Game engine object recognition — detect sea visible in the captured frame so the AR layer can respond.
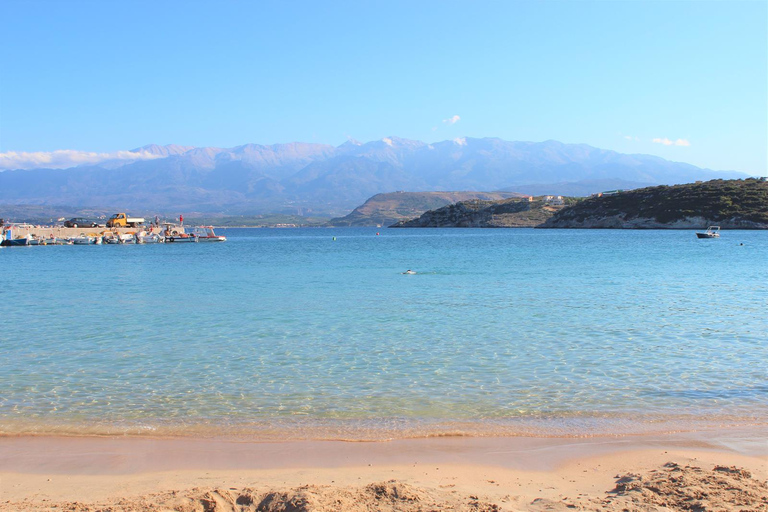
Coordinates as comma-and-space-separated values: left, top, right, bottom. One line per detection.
1, 228, 766, 440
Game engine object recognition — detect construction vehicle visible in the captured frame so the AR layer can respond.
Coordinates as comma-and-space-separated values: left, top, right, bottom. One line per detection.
106, 213, 145, 228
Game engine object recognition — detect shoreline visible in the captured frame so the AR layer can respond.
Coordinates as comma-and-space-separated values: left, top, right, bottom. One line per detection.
1, 427, 766, 510
1, 412, 766, 442
3, 426, 766, 475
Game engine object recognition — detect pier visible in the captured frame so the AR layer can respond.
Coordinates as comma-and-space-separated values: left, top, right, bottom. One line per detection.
2, 224, 168, 240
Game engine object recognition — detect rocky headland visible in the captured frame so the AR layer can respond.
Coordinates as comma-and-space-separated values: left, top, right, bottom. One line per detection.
329, 191, 527, 227
388, 178, 767, 229
390, 197, 572, 228
542, 178, 768, 229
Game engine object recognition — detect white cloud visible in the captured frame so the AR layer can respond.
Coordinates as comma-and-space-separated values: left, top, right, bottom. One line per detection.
0, 149, 162, 170
453, 137, 467, 146
382, 137, 393, 146
443, 115, 461, 125
652, 137, 690, 147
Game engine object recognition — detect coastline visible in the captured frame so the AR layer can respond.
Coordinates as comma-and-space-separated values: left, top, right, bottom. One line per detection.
2, 427, 766, 510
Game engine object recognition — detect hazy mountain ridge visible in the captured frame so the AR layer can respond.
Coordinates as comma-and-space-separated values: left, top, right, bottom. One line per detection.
0, 138, 747, 216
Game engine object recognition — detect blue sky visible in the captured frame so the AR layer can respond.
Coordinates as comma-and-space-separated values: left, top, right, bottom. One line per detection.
0, 0, 766, 175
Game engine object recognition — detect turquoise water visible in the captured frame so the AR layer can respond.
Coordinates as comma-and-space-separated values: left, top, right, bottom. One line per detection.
1, 228, 766, 439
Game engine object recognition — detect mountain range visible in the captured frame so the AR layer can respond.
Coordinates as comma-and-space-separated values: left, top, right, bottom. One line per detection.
0, 137, 747, 216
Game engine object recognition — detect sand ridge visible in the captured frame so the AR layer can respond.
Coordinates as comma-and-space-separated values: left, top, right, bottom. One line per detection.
2, 461, 767, 511
1, 430, 766, 511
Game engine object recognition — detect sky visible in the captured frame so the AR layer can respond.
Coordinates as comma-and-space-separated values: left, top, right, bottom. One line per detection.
0, 0, 766, 175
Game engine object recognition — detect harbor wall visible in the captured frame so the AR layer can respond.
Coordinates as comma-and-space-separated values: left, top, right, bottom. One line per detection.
3, 225, 175, 240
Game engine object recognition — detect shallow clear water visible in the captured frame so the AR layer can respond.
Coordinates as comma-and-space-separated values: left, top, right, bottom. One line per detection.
1, 228, 766, 439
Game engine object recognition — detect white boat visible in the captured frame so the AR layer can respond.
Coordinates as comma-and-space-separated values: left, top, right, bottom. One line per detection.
189, 226, 226, 242
164, 233, 198, 243
696, 226, 720, 239
137, 232, 164, 244
48, 237, 73, 245
161, 223, 198, 243
72, 235, 99, 245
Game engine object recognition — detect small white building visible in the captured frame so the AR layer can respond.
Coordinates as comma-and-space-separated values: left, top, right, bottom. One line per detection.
544, 195, 564, 205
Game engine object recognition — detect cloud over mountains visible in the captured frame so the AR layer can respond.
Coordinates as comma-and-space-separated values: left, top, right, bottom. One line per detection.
0, 137, 744, 215
0, 149, 164, 170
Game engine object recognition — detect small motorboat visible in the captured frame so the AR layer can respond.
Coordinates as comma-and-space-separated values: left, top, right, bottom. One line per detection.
137, 232, 164, 244
162, 223, 197, 243
165, 233, 198, 243
47, 237, 73, 245
1, 228, 30, 246
1, 237, 29, 247
103, 233, 121, 244
189, 226, 226, 242
118, 233, 136, 244
696, 226, 720, 239
72, 234, 101, 245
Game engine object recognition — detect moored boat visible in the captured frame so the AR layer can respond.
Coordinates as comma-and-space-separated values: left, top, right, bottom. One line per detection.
118, 233, 136, 244
1, 237, 29, 246
47, 237, 73, 245
189, 226, 226, 242
137, 232, 164, 244
165, 233, 198, 243
72, 234, 101, 245
1, 228, 29, 246
162, 223, 197, 243
103, 233, 121, 244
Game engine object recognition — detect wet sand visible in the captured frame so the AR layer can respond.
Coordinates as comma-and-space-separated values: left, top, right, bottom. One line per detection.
1, 427, 766, 510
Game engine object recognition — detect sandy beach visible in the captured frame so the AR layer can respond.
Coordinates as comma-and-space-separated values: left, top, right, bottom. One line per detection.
1, 427, 766, 511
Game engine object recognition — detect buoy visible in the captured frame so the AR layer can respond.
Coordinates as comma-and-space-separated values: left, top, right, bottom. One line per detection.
333, 237, 336, 241
376, 232, 380, 236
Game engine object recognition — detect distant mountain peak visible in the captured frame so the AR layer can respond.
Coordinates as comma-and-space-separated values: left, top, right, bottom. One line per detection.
132, 144, 195, 157
339, 138, 362, 148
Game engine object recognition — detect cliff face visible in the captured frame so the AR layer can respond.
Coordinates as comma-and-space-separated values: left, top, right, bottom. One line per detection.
391, 198, 566, 228
542, 178, 768, 229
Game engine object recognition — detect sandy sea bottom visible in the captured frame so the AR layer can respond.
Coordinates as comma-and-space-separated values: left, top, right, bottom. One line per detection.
2, 228, 766, 440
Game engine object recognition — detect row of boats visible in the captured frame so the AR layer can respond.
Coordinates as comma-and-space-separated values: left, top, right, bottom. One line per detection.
1, 226, 226, 246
